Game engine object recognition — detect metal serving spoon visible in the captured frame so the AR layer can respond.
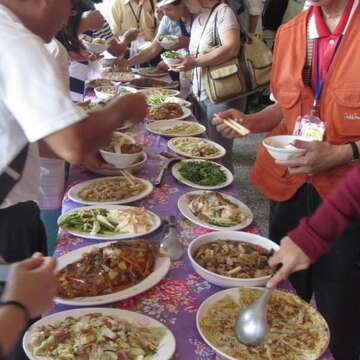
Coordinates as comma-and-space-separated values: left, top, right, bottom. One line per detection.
235, 287, 273, 346
235, 266, 281, 346
154, 152, 182, 187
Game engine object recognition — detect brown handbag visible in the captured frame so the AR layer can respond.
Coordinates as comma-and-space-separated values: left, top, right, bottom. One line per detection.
202, 10, 273, 103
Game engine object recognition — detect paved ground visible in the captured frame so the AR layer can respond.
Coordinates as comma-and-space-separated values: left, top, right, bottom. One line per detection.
233, 133, 270, 236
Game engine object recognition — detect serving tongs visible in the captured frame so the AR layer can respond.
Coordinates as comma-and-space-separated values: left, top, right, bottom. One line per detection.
154, 152, 182, 187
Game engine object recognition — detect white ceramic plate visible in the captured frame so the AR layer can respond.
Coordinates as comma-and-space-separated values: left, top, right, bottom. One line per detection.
94, 85, 136, 100
132, 67, 168, 77
132, 80, 178, 90
188, 231, 279, 288
196, 287, 329, 360
101, 71, 141, 83
164, 97, 191, 107
146, 120, 205, 137
86, 152, 148, 175
58, 205, 161, 241
167, 137, 226, 160
147, 106, 192, 122
67, 175, 153, 205
171, 160, 233, 190
55, 241, 170, 305
141, 88, 180, 97
178, 191, 253, 231
23, 308, 176, 360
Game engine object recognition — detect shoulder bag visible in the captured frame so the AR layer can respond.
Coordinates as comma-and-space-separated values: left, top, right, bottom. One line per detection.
202, 7, 273, 103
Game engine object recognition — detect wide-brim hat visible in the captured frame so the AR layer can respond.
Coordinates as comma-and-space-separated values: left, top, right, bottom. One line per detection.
156, 0, 179, 7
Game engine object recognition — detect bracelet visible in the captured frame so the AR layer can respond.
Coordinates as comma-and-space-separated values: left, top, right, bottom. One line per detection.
348, 141, 360, 161
0, 300, 30, 324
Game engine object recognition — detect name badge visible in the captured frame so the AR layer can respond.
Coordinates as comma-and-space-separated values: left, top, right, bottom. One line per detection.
293, 114, 326, 141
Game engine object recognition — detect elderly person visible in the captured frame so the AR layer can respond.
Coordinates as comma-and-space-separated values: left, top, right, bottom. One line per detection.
106, 0, 157, 46
0, 0, 146, 264
213, 0, 360, 358
115, 0, 192, 69
174, 0, 244, 171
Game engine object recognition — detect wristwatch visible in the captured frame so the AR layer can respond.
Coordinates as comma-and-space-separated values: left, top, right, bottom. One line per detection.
348, 141, 360, 161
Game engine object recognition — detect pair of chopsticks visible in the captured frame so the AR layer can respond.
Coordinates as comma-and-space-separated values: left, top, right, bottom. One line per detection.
120, 169, 136, 186
223, 118, 250, 136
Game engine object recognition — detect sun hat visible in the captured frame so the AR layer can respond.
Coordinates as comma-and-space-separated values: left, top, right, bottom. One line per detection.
156, 0, 180, 8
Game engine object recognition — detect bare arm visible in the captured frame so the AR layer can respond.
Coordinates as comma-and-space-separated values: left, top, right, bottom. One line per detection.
38, 141, 60, 159
106, 38, 128, 57
248, 15, 259, 33
196, 28, 240, 67
212, 102, 283, 139
0, 306, 27, 355
43, 93, 147, 164
243, 103, 283, 133
126, 41, 162, 67
174, 29, 240, 71
0, 257, 57, 355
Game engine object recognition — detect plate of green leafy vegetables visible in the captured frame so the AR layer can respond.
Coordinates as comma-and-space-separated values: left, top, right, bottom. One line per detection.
171, 159, 233, 189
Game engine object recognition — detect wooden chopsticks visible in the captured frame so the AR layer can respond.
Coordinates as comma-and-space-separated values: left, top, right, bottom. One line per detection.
223, 118, 250, 136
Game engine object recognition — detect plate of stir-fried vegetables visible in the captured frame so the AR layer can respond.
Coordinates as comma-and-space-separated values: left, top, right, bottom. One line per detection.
55, 240, 170, 306
57, 205, 161, 240
24, 308, 176, 360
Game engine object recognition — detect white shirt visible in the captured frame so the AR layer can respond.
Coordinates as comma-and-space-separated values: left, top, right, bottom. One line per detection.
0, 5, 87, 208
46, 39, 71, 92
240, 0, 263, 32
189, 3, 240, 101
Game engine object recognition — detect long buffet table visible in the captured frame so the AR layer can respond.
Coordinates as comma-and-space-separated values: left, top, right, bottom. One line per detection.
52, 100, 333, 359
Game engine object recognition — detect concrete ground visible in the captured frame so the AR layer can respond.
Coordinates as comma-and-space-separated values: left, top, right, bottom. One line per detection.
233, 133, 270, 236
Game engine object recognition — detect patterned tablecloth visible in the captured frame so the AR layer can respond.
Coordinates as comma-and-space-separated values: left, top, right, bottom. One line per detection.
53, 120, 333, 360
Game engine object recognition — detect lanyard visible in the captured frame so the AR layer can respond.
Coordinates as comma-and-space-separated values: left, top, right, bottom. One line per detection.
312, 35, 343, 113
128, 2, 143, 30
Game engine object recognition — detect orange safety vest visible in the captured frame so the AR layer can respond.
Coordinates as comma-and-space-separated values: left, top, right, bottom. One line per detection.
251, 7, 360, 202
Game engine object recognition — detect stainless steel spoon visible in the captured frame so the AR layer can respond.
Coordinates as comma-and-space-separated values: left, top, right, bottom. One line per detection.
235, 266, 281, 346
154, 152, 182, 187
235, 287, 273, 346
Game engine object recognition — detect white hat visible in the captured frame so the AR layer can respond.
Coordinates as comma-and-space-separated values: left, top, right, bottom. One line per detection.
156, 0, 179, 7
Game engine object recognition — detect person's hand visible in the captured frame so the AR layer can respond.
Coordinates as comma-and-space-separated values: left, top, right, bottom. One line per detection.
275, 140, 348, 176
155, 61, 168, 72
79, 10, 104, 33
69, 48, 101, 62
122, 28, 139, 44
267, 236, 312, 288
2, 256, 57, 318
165, 36, 190, 51
112, 58, 130, 72
113, 93, 148, 124
82, 152, 114, 170
212, 109, 249, 139
170, 56, 197, 72
155, 8, 164, 23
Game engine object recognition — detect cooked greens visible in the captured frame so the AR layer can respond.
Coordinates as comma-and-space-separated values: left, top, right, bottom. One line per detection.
179, 161, 227, 186
162, 51, 181, 59
147, 94, 167, 106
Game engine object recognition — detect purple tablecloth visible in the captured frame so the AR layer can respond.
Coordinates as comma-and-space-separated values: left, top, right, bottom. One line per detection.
53, 121, 333, 360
